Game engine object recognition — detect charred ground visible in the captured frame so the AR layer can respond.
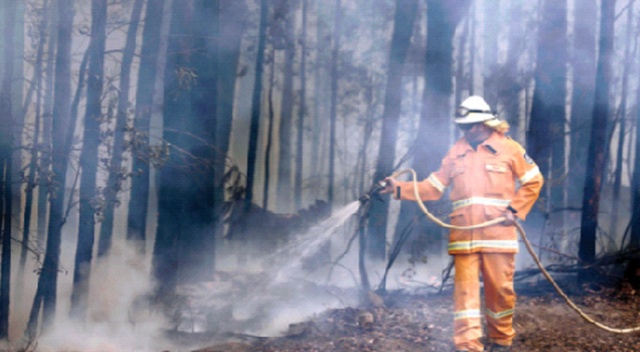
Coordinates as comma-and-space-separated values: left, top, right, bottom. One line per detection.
179, 279, 640, 352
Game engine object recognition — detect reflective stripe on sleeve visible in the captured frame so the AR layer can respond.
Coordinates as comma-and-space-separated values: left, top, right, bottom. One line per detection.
485, 308, 514, 320
452, 197, 511, 210
448, 240, 519, 252
454, 309, 482, 320
427, 173, 445, 193
519, 166, 540, 184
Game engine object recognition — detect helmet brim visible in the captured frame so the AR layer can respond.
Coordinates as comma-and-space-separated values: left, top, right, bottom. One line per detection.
454, 112, 495, 124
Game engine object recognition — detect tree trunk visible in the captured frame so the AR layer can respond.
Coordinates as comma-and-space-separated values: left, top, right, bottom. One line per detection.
0, 157, 12, 339
38, 4, 58, 250
26, 0, 74, 338
99, 0, 144, 257
482, 0, 499, 106
276, 0, 295, 212
310, 1, 329, 184
579, 0, 615, 264
214, 0, 247, 235
500, 0, 525, 141
0, 0, 17, 338
127, 0, 165, 248
609, 0, 634, 244
264, 57, 276, 209
568, 0, 597, 211
527, 0, 567, 221
154, 0, 193, 298
367, 0, 418, 260
393, 0, 470, 258
628, 10, 640, 248
21, 0, 51, 273
245, 0, 269, 211
154, 0, 220, 292
294, 0, 308, 211
327, 0, 342, 207
9, 0, 25, 236
70, 0, 107, 321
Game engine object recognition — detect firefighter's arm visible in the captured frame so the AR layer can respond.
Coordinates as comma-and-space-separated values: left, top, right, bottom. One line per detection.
509, 149, 544, 220
384, 158, 451, 202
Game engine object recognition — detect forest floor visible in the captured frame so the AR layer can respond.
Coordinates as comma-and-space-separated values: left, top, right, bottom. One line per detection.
181, 278, 640, 352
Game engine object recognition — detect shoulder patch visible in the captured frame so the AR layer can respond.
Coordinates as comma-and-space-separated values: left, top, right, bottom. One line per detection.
523, 153, 534, 164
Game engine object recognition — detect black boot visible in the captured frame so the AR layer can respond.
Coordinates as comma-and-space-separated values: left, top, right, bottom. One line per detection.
487, 343, 511, 351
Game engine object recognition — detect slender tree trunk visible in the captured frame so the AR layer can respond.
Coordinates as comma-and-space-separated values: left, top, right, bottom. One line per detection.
26, 0, 74, 338
127, 0, 165, 248
264, 56, 276, 209
628, 10, 640, 248
0, 0, 17, 338
482, 0, 499, 106
10, 0, 25, 236
568, 0, 597, 211
70, 0, 107, 321
0, 157, 12, 339
328, 0, 342, 207
367, 0, 419, 260
214, 0, 247, 233
277, 0, 295, 212
454, 12, 468, 109
245, 0, 269, 211
38, 6, 58, 250
310, 1, 328, 183
609, 0, 634, 244
21, 0, 50, 272
468, 4, 476, 95
99, 0, 144, 257
294, 0, 308, 211
500, 0, 525, 141
579, 0, 615, 264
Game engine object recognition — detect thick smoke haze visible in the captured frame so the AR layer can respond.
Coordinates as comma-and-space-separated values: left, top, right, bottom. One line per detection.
0, 0, 636, 351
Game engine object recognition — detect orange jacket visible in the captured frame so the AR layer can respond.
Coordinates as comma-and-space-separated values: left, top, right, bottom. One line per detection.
395, 131, 543, 254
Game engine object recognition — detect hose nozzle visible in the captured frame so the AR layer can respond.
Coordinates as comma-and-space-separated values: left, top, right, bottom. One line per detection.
359, 180, 388, 203
371, 180, 387, 193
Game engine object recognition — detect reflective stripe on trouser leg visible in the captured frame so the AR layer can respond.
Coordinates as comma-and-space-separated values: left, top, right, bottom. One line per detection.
482, 252, 516, 346
453, 253, 483, 352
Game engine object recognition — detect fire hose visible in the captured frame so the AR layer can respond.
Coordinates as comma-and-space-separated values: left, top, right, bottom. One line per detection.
390, 168, 640, 334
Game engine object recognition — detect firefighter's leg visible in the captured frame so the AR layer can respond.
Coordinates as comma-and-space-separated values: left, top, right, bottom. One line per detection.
453, 253, 483, 351
482, 252, 516, 347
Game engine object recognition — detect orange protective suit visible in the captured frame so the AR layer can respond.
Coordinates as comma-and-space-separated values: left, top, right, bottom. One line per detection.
394, 131, 543, 351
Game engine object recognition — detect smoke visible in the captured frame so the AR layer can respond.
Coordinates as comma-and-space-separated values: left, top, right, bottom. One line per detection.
33, 240, 169, 352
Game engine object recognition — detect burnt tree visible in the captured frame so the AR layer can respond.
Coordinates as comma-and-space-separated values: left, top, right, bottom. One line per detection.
393, 0, 470, 258
70, 0, 107, 320
568, 0, 597, 210
99, 0, 145, 256
327, 0, 342, 206
579, 0, 615, 264
527, 0, 567, 220
368, 0, 419, 260
154, 0, 220, 296
0, 0, 17, 338
276, 0, 296, 212
26, 0, 74, 337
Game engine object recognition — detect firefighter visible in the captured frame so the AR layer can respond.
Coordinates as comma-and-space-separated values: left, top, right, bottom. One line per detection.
381, 96, 543, 352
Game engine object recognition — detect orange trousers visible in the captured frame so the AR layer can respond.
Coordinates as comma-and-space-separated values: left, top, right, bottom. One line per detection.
453, 253, 516, 352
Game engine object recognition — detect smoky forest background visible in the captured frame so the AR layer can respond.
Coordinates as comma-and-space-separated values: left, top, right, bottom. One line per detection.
0, 0, 639, 350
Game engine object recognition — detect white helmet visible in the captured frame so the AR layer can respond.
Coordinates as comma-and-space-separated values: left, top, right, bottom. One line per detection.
455, 95, 496, 124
